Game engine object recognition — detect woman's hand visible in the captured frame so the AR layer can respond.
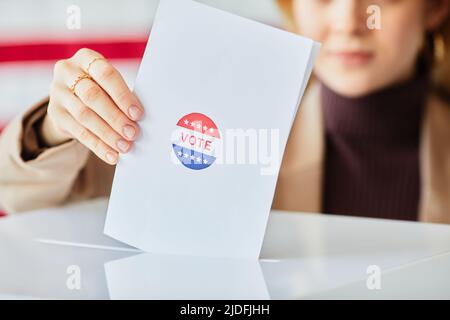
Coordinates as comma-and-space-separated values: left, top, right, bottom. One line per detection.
40, 48, 144, 165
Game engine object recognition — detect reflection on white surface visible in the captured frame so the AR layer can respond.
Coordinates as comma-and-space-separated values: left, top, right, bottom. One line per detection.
105, 253, 269, 300
2, 198, 450, 299
0, 238, 133, 299
309, 251, 450, 300
34, 238, 141, 253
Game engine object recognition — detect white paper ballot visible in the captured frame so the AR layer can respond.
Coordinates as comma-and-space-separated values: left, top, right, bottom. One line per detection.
104, 0, 320, 259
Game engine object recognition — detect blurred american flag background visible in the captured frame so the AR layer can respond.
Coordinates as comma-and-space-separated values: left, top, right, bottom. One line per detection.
0, 0, 281, 132
0, 0, 281, 216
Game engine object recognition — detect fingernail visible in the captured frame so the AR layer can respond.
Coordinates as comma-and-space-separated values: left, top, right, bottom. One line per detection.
117, 139, 129, 153
123, 125, 136, 140
128, 105, 142, 120
106, 152, 117, 164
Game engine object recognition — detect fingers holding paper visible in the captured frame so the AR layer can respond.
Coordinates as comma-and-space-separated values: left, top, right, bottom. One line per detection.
55, 86, 132, 154
72, 48, 143, 121
47, 102, 121, 165
42, 48, 144, 165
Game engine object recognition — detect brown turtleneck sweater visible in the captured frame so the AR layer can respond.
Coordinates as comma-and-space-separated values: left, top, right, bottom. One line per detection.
321, 72, 428, 221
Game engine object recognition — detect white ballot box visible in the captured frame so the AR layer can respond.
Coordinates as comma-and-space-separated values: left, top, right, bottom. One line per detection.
104, 0, 320, 259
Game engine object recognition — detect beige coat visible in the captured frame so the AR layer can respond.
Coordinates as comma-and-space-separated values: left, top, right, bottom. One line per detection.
1, 83, 449, 222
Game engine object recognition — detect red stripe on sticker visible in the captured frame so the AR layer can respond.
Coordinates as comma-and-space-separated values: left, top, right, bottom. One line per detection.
176, 113, 220, 139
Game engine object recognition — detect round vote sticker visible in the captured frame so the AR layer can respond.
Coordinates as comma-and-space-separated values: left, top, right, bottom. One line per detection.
171, 113, 221, 170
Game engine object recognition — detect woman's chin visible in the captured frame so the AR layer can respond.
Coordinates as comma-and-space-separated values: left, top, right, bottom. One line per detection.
316, 70, 386, 98
314, 57, 393, 97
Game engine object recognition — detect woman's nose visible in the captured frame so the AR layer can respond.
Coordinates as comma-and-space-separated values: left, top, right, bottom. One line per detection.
330, 0, 368, 36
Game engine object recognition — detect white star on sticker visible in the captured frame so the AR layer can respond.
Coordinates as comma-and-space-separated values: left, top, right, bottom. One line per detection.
203, 159, 208, 164
183, 153, 189, 158
190, 155, 196, 160
196, 157, 201, 162
203, 125, 208, 131
209, 128, 214, 132
184, 119, 189, 125
190, 122, 196, 127
196, 123, 202, 129
177, 151, 182, 157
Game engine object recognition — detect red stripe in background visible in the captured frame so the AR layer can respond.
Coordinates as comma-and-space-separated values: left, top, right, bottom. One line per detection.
0, 40, 148, 63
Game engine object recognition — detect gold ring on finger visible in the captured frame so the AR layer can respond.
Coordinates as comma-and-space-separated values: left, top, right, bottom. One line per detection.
69, 73, 92, 96
86, 57, 106, 76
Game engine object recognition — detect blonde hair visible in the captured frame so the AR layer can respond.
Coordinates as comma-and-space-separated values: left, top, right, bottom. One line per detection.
276, 0, 450, 100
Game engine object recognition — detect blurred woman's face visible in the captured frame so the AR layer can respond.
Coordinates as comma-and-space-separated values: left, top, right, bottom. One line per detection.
293, 0, 427, 97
